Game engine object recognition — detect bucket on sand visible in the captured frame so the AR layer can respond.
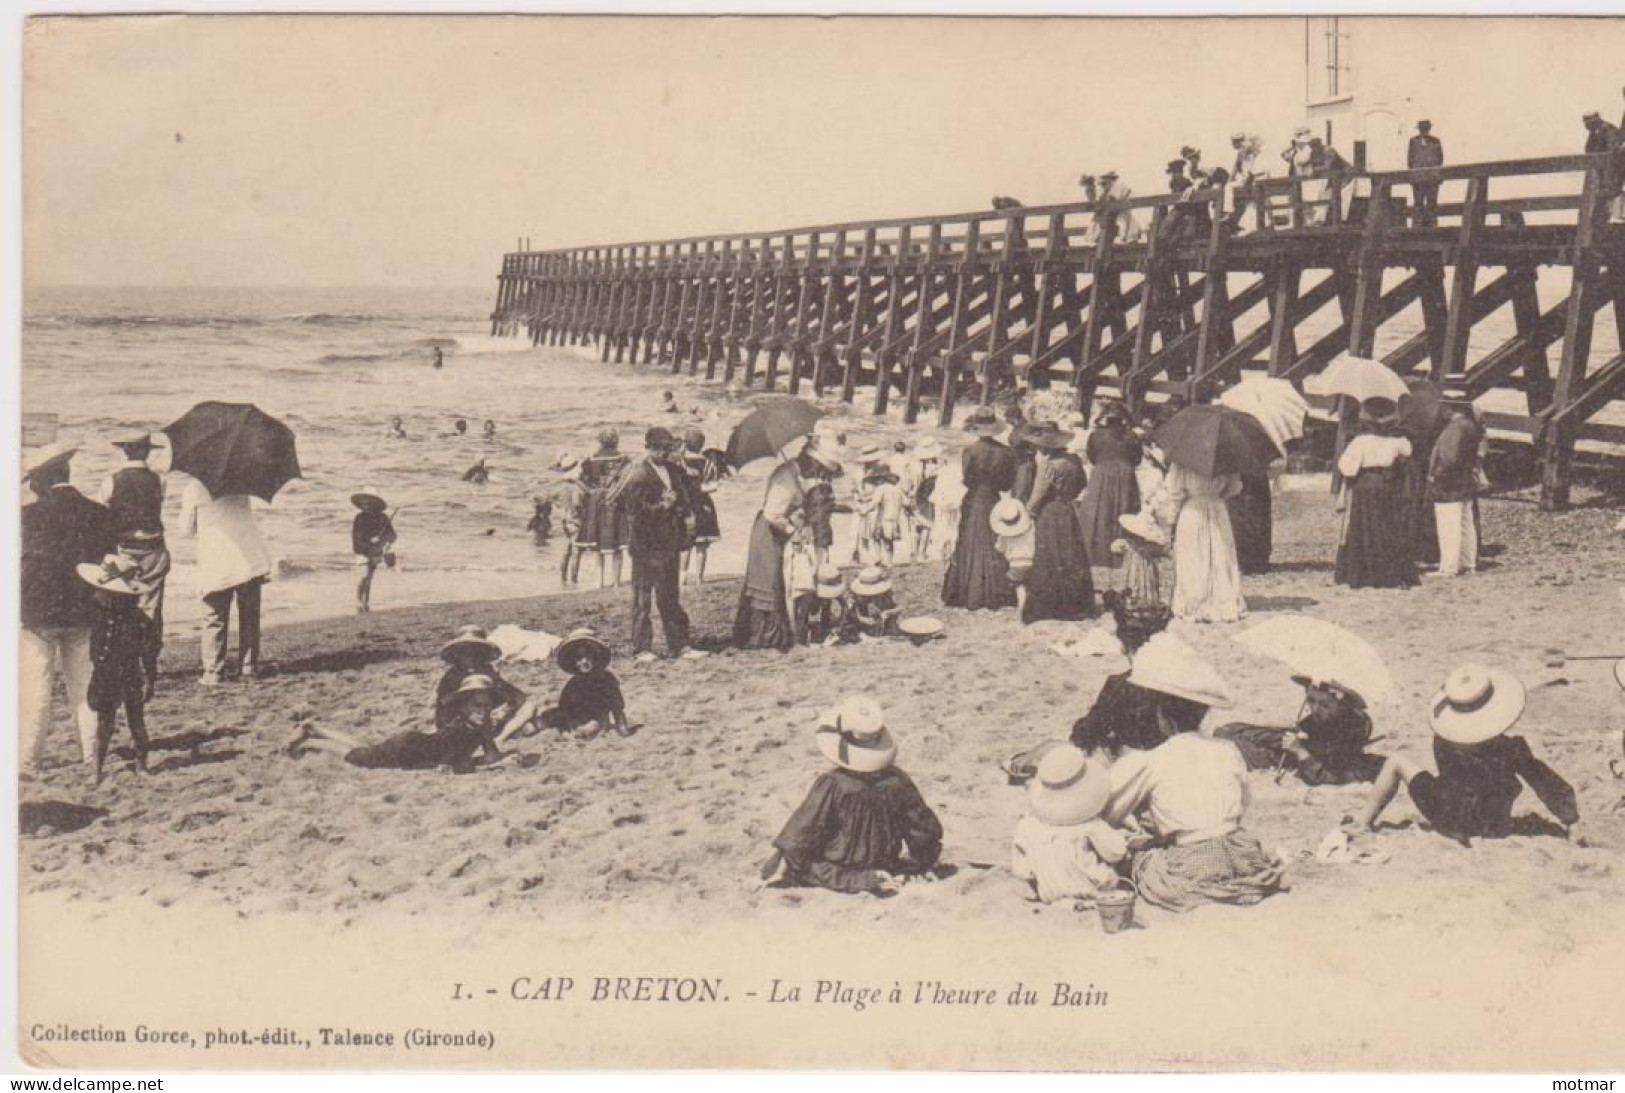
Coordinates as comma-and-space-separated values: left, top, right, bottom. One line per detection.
1096, 881, 1137, 934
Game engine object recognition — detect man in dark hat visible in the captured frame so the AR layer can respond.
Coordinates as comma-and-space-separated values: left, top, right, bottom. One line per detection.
1407, 120, 1445, 226
21, 444, 115, 770
97, 431, 169, 696
621, 426, 698, 661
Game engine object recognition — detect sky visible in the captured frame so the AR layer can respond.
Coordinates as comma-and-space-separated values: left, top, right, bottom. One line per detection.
22, 15, 1625, 290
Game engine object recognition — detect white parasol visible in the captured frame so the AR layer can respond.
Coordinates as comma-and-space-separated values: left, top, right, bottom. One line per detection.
1218, 376, 1309, 455
1304, 353, 1410, 405
1232, 616, 1394, 702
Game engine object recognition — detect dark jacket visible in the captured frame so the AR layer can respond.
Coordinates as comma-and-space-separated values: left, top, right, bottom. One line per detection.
621, 457, 694, 558
105, 466, 165, 540
1584, 120, 1622, 156
88, 596, 151, 710
1428, 415, 1482, 503
21, 486, 115, 630
1407, 134, 1444, 170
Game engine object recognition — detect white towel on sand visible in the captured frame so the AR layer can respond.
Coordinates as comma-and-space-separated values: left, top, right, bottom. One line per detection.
487, 624, 562, 663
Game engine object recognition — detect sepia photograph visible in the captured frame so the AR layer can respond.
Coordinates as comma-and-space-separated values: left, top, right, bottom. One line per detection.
11, 9, 1625, 1075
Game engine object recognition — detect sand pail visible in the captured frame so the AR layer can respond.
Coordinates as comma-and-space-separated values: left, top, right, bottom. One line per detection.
1096, 882, 1137, 934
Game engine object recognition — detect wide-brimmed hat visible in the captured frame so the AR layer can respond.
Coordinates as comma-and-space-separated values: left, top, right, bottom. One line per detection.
857, 443, 885, 463
440, 625, 501, 665
1028, 745, 1112, 827
989, 497, 1032, 538
1290, 673, 1369, 712
552, 451, 580, 474
962, 407, 1003, 436
1027, 423, 1074, 451
453, 673, 498, 700
75, 554, 147, 597
800, 437, 843, 473
111, 431, 155, 452
351, 487, 387, 511
1429, 664, 1526, 745
851, 565, 892, 596
1129, 632, 1234, 709
1099, 169, 1120, 181
815, 563, 847, 600
1118, 510, 1168, 546
555, 628, 612, 673
1359, 397, 1402, 427
21, 443, 76, 483
913, 438, 944, 462
897, 616, 944, 643
815, 696, 897, 773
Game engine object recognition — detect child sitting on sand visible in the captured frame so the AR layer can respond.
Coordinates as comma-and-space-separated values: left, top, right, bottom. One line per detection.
288, 673, 509, 773
535, 629, 632, 739
762, 697, 943, 895
351, 487, 397, 614
839, 565, 901, 642
1011, 744, 1128, 904
1344, 664, 1579, 844
1217, 675, 1385, 787
80, 554, 156, 786
436, 625, 539, 743
795, 563, 846, 646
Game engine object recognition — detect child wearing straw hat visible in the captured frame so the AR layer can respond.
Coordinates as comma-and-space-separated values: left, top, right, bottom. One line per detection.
1111, 510, 1170, 609
842, 565, 901, 641
351, 487, 398, 614
535, 629, 631, 739
436, 625, 539, 742
79, 553, 157, 785
1011, 745, 1129, 904
1345, 665, 1578, 843
763, 697, 943, 895
990, 497, 1036, 616
794, 562, 847, 646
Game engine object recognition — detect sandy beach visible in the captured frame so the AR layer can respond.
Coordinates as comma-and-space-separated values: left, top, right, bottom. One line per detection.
17, 470, 1625, 1069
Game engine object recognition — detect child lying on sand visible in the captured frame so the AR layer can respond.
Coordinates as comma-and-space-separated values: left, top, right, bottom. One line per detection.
435, 625, 540, 744
761, 697, 942, 895
534, 629, 633, 739
287, 673, 509, 773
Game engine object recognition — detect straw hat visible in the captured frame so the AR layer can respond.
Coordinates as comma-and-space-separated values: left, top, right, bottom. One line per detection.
1118, 510, 1168, 546
815, 696, 897, 773
989, 497, 1033, 538
913, 438, 944, 462
440, 625, 501, 665
815, 563, 847, 601
1028, 745, 1111, 827
552, 451, 580, 474
453, 673, 498, 700
350, 487, 387, 511
1129, 632, 1234, 709
555, 628, 612, 673
851, 565, 892, 597
1099, 169, 1119, 181
75, 554, 147, 597
897, 616, 944, 643
1429, 665, 1526, 745
111, 431, 155, 452
962, 407, 1003, 436
21, 443, 76, 483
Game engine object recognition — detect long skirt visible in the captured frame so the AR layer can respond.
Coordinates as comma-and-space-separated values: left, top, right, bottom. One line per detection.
1131, 829, 1285, 913
1120, 544, 1163, 608
1401, 453, 1439, 565
1023, 504, 1096, 624
1335, 468, 1417, 589
1226, 473, 1273, 576
1075, 461, 1140, 567
733, 514, 794, 650
941, 488, 1016, 610
1170, 498, 1247, 623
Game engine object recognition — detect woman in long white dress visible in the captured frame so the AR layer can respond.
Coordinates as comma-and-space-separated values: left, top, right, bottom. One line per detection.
1162, 463, 1247, 624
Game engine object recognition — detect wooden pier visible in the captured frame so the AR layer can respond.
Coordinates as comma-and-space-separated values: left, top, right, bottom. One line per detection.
491, 152, 1625, 509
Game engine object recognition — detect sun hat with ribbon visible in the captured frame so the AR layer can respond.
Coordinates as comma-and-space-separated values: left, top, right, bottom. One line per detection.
850, 565, 892, 597
555, 628, 613, 674
1129, 632, 1234, 709
1429, 664, 1526, 745
1118, 510, 1168, 546
76, 553, 148, 597
440, 625, 502, 665
989, 497, 1033, 539
815, 696, 897, 774
1028, 745, 1112, 827
815, 563, 847, 601
351, 486, 387, 511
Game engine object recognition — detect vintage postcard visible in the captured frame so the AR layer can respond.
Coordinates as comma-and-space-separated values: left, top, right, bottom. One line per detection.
15, 12, 1625, 1073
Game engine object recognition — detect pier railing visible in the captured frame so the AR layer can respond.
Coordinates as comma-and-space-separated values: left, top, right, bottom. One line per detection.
493, 151, 1625, 509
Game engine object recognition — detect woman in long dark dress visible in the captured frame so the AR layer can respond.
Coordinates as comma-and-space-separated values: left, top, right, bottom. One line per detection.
1075, 407, 1142, 568
1009, 426, 1039, 504
1226, 471, 1274, 575
1022, 423, 1096, 624
1334, 400, 1418, 590
734, 440, 839, 650
942, 407, 1019, 610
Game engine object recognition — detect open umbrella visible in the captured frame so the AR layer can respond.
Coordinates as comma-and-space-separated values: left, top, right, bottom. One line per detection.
162, 402, 301, 502
1218, 376, 1309, 455
1152, 404, 1277, 477
1232, 616, 1394, 702
724, 397, 825, 469
1304, 353, 1409, 404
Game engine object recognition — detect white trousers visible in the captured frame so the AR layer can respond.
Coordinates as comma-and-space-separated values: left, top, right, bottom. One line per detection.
1434, 501, 1479, 577
18, 626, 98, 768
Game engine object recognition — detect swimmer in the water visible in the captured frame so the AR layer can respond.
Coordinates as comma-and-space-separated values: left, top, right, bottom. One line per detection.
388, 417, 408, 440
527, 497, 553, 543
463, 458, 490, 485
483, 419, 497, 441
443, 418, 468, 439
433, 347, 445, 370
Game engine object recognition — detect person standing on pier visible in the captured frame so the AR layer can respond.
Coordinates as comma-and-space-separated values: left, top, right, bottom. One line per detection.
1408, 121, 1445, 226
97, 431, 169, 698
622, 427, 697, 662
1226, 133, 1265, 231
